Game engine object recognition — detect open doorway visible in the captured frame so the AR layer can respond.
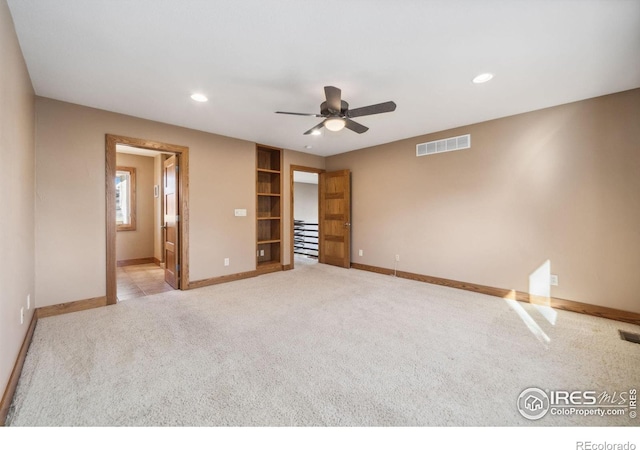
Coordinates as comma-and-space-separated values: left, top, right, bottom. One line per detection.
115, 145, 174, 301
106, 135, 189, 306
290, 165, 323, 269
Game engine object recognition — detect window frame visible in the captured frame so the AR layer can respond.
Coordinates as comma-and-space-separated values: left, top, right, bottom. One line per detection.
115, 166, 137, 232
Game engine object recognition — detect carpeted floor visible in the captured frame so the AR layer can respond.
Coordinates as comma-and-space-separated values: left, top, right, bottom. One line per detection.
7, 263, 640, 426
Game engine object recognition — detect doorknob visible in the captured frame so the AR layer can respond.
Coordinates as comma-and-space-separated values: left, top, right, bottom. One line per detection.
345, 222, 351, 228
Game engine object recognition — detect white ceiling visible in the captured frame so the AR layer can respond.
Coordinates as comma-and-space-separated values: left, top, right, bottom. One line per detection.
8, 0, 640, 157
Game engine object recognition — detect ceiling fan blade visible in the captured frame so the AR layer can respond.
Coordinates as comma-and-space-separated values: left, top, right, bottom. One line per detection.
324, 86, 342, 114
344, 118, 369, 134
303, 121, 326, 135
347, 101, 397, 118
275, 111, 324, 117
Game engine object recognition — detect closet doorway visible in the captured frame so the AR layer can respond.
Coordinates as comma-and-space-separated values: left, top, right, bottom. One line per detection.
290, 166, 323, 268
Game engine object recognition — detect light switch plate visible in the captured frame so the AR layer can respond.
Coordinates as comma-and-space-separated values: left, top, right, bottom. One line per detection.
234, 209, 247, 217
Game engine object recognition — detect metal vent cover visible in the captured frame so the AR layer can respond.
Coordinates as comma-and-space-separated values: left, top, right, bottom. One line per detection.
619, 330, 640, 344
416, 134, 471, 157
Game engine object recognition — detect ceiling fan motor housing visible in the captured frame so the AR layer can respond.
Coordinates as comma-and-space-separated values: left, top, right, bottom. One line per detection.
320, 100, 349, 117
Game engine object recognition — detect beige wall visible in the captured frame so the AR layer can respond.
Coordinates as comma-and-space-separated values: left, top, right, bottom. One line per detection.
35, 98, 258, 306
293, 182, 318, 223
115, 153, 155, 261
326, 89, 640, 314
0, 0, 35, 401
34, 99, 325, 306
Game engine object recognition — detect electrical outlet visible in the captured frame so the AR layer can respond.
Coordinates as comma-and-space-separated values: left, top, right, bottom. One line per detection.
395, 254, 400, 262
359, 249, 363, 257
550, 274, 559, 286
260, 250, 265, 257
27, 294, 31, 310
20, 307, 24, 325
224, 258, 230, 266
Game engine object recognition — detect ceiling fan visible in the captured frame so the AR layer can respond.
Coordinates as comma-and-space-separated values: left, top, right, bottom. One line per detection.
276, 86, 396, 135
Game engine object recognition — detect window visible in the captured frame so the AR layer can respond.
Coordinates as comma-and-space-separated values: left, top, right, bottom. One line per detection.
116, 166, 136, 231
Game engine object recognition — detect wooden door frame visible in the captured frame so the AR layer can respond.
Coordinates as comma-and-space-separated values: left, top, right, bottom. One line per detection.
290, 165, 324, 269
106, 134, 190, 305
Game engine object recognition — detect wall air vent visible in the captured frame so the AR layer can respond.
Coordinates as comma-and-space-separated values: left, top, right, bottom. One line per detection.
416, 134, 471, 157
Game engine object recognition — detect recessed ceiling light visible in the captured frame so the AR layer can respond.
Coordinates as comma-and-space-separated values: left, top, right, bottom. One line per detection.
311, 129, 321, 136
190, 93, 208, 102
472, 73, 494, 84
305, 145, 312, 150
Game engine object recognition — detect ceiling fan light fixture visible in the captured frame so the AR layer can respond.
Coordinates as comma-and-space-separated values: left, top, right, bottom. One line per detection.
325, 118, 346, 132
472, 73, 494, 84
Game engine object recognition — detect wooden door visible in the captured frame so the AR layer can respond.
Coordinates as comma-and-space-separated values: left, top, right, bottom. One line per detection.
319, 169, 351, 268
164, 155, 179, 288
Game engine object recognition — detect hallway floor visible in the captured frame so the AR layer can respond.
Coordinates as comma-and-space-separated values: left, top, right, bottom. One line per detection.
294, 254, 317, 267
117, 263, 174, 301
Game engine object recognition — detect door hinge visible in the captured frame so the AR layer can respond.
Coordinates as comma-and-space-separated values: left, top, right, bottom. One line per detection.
175, 215, 179, 222
176, 165, 179, 172
176, 264, 180, 271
